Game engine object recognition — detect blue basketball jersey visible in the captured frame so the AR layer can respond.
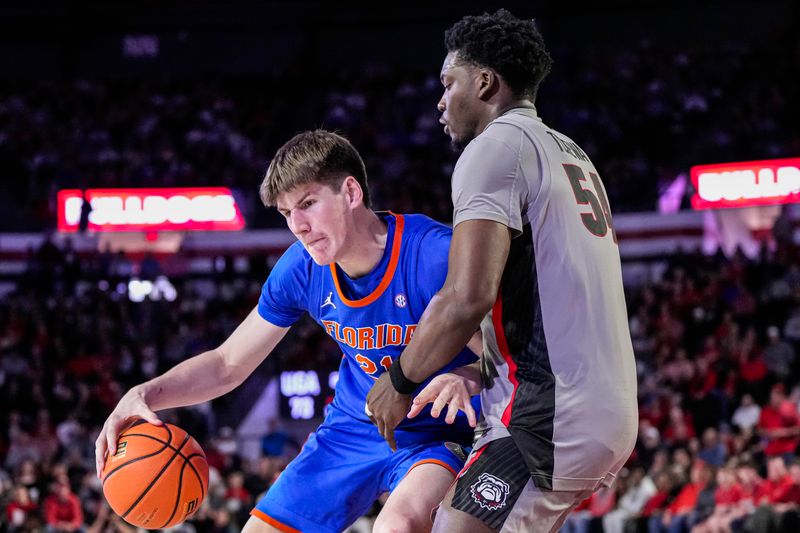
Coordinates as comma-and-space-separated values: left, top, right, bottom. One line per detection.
258, 212, 478, 445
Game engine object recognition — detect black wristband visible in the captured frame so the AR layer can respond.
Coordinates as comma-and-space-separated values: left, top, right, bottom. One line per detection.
389, 358, 422, 395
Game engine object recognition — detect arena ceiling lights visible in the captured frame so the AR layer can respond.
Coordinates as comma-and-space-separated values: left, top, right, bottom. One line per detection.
57, 187, 246, 232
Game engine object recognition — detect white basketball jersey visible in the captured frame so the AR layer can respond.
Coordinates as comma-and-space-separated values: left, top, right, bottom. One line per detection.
452, 107, 638, 491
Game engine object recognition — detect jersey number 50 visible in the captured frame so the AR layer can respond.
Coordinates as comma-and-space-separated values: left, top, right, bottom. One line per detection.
563, 164, 617, 243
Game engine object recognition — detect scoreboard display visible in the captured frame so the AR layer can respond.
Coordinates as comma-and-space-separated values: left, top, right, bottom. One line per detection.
278, 370, 339, 420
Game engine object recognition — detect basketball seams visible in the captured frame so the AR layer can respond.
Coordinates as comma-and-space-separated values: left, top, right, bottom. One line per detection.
113, 433, 201, 461
103, 438, 207, 494
119, 433, 171, 446
103, 423, 208, 529
160, 459, 188, 529
158, 451, 207, 528
182, 453, 208, 501
121, 435, 191, 519
102, 436, 171, 485
121, 421, 173, 443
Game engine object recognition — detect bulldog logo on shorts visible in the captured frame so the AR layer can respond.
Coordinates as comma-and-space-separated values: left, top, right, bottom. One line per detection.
470, 473, 510, 510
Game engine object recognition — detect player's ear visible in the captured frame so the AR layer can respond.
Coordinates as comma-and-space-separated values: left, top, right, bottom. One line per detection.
477, 68, 499, 100
342, 176, 363, 208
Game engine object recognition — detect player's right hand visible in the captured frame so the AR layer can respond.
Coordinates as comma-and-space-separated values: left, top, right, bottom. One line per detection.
408, 372, 478, 427
95, 386, 162, 478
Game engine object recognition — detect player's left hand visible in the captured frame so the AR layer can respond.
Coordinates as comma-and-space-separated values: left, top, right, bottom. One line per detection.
366, 372, 411, 451
408, 372, 477, 427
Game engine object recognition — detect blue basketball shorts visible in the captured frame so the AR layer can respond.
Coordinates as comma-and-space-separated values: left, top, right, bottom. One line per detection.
251, 409, 469, 533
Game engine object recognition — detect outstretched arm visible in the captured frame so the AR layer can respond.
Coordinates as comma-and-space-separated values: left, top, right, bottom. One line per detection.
95, 306, 289, 474
367, 219, 510, 449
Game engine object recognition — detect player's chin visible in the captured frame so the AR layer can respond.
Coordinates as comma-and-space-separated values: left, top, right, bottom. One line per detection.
308, 251, 333, 266
303, 241, 327, 263
452, 127, 478, 151
308, 247, 335, 266
450, 135, 467, 152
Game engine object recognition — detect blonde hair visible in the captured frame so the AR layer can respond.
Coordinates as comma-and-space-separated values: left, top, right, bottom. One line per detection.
260, 130, 370, 207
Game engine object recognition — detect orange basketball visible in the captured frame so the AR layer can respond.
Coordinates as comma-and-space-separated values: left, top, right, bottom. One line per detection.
101, 420, 209, 530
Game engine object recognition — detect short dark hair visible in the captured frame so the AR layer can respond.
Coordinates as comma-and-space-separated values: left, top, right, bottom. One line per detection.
445, 9, 553, 101
260, 130, 370, 208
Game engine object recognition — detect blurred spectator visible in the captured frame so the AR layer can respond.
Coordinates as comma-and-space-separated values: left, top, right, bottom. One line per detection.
745, 456, 800, 532
205, 427, 240, 474
223, 471, 251, 528
43, 481, 83, 532
4, 431, 41, 473
31, 410, 59, 466
732, 393, 762, 433
772, 204, 795, 259
736, 462, 766, 509
5, 485, 38, 532
692, 465, 745, 533
208, 507, 238, 533
628, 471, 674, 532
650, 459, 713, 533
783, 306, 800, 346
602, 467, 656, 533
243, 457, 277, 500
738, 337, 769, 404
139, 252, 162, 280
561, 486, 616, 533
763, 325, 796, 382
662, 404, 695, 447
259, 418, 297, 458
756, 456, 796, 507
214, 427, 238, 457
85, 502, 137, 533
757, 384, 800, 462
697, 428, 727, 468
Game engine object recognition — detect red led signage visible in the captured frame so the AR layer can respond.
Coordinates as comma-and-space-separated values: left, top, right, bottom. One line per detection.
57, 188, 246, 232
691, 158, 800, 210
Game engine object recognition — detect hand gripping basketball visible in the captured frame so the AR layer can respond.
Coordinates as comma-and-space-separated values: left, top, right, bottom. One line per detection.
100, 421, 209, 529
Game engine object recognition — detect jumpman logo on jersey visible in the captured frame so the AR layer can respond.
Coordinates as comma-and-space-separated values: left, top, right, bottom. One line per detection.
322, 292, 337, 310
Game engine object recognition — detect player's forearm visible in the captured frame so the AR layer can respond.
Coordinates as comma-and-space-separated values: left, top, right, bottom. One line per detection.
132, 310, 286, 412
400, 287, 492, 383
135, 348, 241, 411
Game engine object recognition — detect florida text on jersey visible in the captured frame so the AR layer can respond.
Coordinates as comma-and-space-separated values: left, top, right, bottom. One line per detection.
257, 212, 479, 444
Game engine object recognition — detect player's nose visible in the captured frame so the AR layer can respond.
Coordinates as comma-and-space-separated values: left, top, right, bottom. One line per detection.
288, 211, 310, 235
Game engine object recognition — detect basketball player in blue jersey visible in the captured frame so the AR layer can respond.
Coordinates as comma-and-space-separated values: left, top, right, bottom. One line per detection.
95, 130, 482, 533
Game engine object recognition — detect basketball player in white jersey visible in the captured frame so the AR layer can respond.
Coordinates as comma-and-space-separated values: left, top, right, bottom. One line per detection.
367, 9, 638, 532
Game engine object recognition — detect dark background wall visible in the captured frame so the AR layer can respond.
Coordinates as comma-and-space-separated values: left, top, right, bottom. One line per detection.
0, 0, 794, 80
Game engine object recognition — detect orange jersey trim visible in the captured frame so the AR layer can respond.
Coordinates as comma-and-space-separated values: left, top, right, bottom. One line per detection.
403, 458, 458, 481
250, 509, 302, 533
330, 212, 405, 308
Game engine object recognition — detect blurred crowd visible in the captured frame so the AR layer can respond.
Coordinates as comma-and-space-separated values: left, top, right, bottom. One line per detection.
562, 240, 800, 533
0, 20, 797, 231
2, 214, 800, 533
1, 10, 799, 533
0, 238, 340, 532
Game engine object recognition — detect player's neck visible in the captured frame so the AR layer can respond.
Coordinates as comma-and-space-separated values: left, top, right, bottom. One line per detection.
336, 209, 388, 279
498, 100, 536, 116
480, 98, 536, 132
